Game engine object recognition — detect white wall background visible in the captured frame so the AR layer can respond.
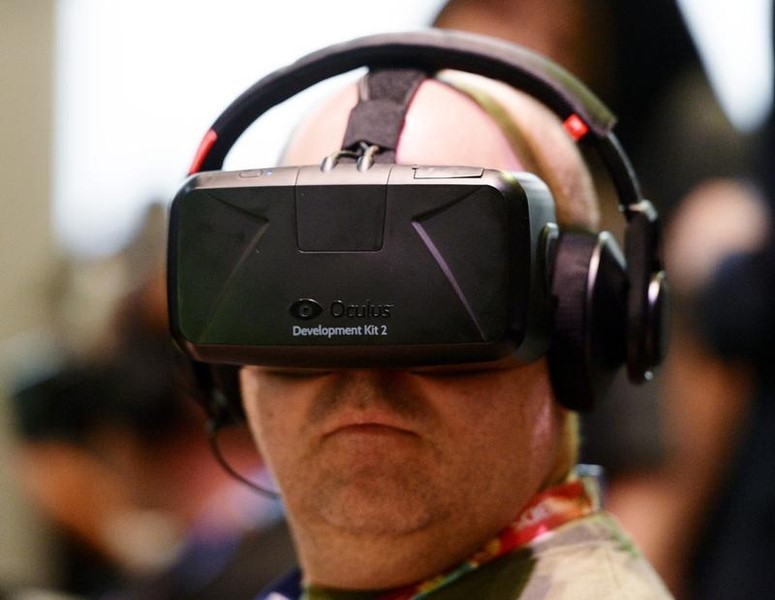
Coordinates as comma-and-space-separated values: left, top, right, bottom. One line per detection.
677, 0, 772, 132
53, 0, 447, 258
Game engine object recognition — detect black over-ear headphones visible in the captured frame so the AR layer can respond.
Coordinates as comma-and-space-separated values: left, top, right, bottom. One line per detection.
168, 29, 669, 420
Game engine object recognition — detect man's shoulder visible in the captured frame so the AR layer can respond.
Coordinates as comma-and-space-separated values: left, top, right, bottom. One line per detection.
518, 512, 674, 599
432, 512, 673, 599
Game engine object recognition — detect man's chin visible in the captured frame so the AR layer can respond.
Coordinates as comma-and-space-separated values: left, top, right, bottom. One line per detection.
309, 471, 441, 537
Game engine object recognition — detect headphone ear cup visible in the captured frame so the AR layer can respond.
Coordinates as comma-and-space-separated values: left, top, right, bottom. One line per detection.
623, 205, 670, 382
548, 231, 628, 411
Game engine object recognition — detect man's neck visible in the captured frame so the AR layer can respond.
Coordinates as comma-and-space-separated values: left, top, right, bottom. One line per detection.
293, 516, 490, 591
292, 470, 597, 591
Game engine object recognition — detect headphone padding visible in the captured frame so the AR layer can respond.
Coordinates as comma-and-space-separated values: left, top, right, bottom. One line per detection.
549, 230, 628, 411
549, 232, 596, 410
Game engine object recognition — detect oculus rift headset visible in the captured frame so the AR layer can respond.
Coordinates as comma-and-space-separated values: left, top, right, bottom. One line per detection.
168, 29, 669, 424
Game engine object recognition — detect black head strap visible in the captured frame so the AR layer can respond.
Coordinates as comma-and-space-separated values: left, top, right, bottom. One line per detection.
342, 69, 428, 163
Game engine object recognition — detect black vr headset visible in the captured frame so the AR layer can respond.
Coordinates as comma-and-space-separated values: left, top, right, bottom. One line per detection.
168, 29, 668, 418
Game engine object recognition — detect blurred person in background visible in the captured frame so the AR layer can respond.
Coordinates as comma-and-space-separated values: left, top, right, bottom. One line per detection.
675, 38, 775, 597
8, 206, 296, 599
639, 176, 771, 598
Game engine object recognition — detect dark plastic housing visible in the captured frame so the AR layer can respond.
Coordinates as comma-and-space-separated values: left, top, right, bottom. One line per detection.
168, 163, 556, 367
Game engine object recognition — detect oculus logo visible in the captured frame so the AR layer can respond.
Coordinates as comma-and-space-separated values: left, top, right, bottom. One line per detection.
289, 299, 323, 320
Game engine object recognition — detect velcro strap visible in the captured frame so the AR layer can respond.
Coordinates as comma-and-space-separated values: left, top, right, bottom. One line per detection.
342, 68, 428, 163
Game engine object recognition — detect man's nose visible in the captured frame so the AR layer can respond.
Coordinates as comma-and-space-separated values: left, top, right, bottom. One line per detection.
328, 369, 419, 411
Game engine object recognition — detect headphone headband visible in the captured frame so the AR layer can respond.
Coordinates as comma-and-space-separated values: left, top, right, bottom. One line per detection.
189, 29, 642, 212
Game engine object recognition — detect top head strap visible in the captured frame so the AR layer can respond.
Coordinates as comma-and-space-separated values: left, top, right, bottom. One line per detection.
342, 68, 428, 163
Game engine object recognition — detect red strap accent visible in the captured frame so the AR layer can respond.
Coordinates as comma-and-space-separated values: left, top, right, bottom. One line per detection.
563, 114, 589, 142
188, 129, 218, 175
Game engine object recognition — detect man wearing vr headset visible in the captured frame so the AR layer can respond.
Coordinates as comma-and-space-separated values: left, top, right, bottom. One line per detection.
170, 31, 672, 599
243, 72, 668, 600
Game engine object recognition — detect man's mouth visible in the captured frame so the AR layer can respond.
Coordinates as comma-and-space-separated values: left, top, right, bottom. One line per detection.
322, 411, 417, 439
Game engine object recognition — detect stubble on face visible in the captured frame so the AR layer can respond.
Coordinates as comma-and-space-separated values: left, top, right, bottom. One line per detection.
242, 370, 456, 538
241, 362, 564, 588
243, 363, 560, 538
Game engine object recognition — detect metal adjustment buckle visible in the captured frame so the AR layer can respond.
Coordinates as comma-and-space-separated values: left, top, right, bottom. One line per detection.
320, 141, 381, 172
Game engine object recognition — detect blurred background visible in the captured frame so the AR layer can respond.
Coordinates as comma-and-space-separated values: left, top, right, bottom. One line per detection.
1, 0, 772, 598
